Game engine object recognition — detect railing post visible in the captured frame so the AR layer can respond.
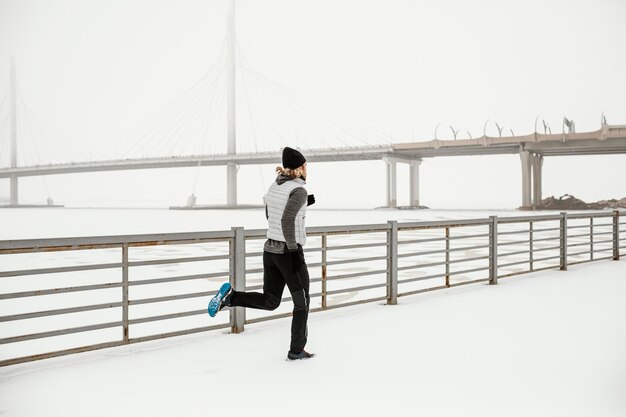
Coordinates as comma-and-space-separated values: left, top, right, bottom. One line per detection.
321, 234, 328, 309
387, 221, 398, 305
445, 227, 450, 287
560, 212, 568, 270
529, 221, 534, 271
122, 243, 129, 343
230, 227, 245, 333
590, 217, 594, 261
489, 216, 498, 285
614, 210, 620, 261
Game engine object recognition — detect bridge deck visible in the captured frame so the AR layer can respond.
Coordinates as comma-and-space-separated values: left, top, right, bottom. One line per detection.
1, 126, 625, 178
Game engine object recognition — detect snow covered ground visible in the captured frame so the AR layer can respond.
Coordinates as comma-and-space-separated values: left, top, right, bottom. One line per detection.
1, 259, 624, 417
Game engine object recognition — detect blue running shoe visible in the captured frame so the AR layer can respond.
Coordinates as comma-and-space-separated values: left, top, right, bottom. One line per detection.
208, 282, 232, 317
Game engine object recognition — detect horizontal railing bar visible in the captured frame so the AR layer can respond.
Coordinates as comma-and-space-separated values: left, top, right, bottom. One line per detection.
129, 291, 214, 306
398, 255, 490, 272
327, 269, 388, 281
530, 254, 562, 263
497, 229, 530, 236
567, 212, 615, 219
398, 272, 446, 285
243, 224, 392, 238
525, 226, 561, 233
0, 341, 127, 367
398, 260, 446, 271
567, 256, 613, 267
0, 301, 123, 322
0, 282, 123, 300
398, 284, 448, 297
568, 231, 613, 238
448, 265, 491, 276
497, 214, 562, 223
325, 255, 388, 266
245, 267, 264, 274
498, 236, 560, 246
398, 278, 490, 297
398, 265, 490, 285
128, 309, 207, 325
128, 254, 230, 267
499, 259, 533, 268
0, 321, 123, 344
318, 296, 389, 311
398, 236, 446, 245
0, 262, 122, 278
566, 224, 596, 230
530, 245, 562, 253
326, 282, 387, 296
591, 247, 615, 253
568, 239, 613, 248
496, 265, 560, 279
0, 231, 235, 252
309, 224, 391, 234
568, 250, 598, 257
498, 249, 533, 258
399, 244, 490, 259
398, 218, 491, 229
326, 241, 389, 251
306, 262, 323, 268
128, 323, 231, 344
128, 271, 228, 287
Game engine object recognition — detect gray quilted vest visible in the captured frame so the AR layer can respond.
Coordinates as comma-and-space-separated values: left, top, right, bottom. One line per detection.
265, 178, 307, 246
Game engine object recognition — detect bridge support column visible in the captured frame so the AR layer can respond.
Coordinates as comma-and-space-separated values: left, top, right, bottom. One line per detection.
9, 56, 18, 206
532, 153, 543, 209
519, 150, 532, 210
9, 176, 18, 205
409, 159, 422, 207
384, 158, 397, 208
226, 162, 237, 206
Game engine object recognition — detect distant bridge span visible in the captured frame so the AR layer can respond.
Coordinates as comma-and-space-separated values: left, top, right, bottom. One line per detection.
2, 125, 625, 209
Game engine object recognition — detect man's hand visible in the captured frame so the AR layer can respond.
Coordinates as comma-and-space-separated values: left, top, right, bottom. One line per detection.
307, 194, 315, 206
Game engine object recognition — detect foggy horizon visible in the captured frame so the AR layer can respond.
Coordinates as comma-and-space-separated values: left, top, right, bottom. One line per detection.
0, 0, 625, 209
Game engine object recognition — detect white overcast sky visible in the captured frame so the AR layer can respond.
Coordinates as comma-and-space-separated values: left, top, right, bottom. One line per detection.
0, 0, 624, 208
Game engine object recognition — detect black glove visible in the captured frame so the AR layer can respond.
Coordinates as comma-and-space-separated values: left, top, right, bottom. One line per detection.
307, 194, 315, 206
290, 250, 303, 273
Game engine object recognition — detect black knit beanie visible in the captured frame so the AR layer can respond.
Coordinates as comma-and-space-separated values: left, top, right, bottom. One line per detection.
282, 147, 306, 169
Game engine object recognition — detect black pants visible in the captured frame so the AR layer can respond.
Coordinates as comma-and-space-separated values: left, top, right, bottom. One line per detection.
229, 248, 310, 352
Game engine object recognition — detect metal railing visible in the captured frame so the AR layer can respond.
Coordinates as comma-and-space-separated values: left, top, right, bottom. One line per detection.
1, 210, 623, 366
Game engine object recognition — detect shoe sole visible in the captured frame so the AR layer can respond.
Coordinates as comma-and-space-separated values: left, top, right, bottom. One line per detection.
208, 282, 231, 317
286, 354, 315, 361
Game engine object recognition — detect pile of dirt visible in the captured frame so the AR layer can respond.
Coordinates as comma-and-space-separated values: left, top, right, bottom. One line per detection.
533, 194, 626, 210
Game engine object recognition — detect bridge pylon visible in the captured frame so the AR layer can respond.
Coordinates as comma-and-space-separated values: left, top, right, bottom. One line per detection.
382, 156, 424, 209
1, 56, 62, 208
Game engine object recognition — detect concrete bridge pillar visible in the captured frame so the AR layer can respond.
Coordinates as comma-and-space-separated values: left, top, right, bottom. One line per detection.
384, 158, 397, 208
409, 159, 422, 207
531, 153, 543, 209
226, 162, 237, 206
519, 150, 532, 209
9, 56, 17, 206
10, 177, 17, 205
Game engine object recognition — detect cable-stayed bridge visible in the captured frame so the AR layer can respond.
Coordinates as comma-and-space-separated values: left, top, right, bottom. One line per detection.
1, 1, 625, 209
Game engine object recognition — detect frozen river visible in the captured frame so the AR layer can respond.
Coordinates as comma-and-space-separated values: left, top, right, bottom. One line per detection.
0, 206, 572, 240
